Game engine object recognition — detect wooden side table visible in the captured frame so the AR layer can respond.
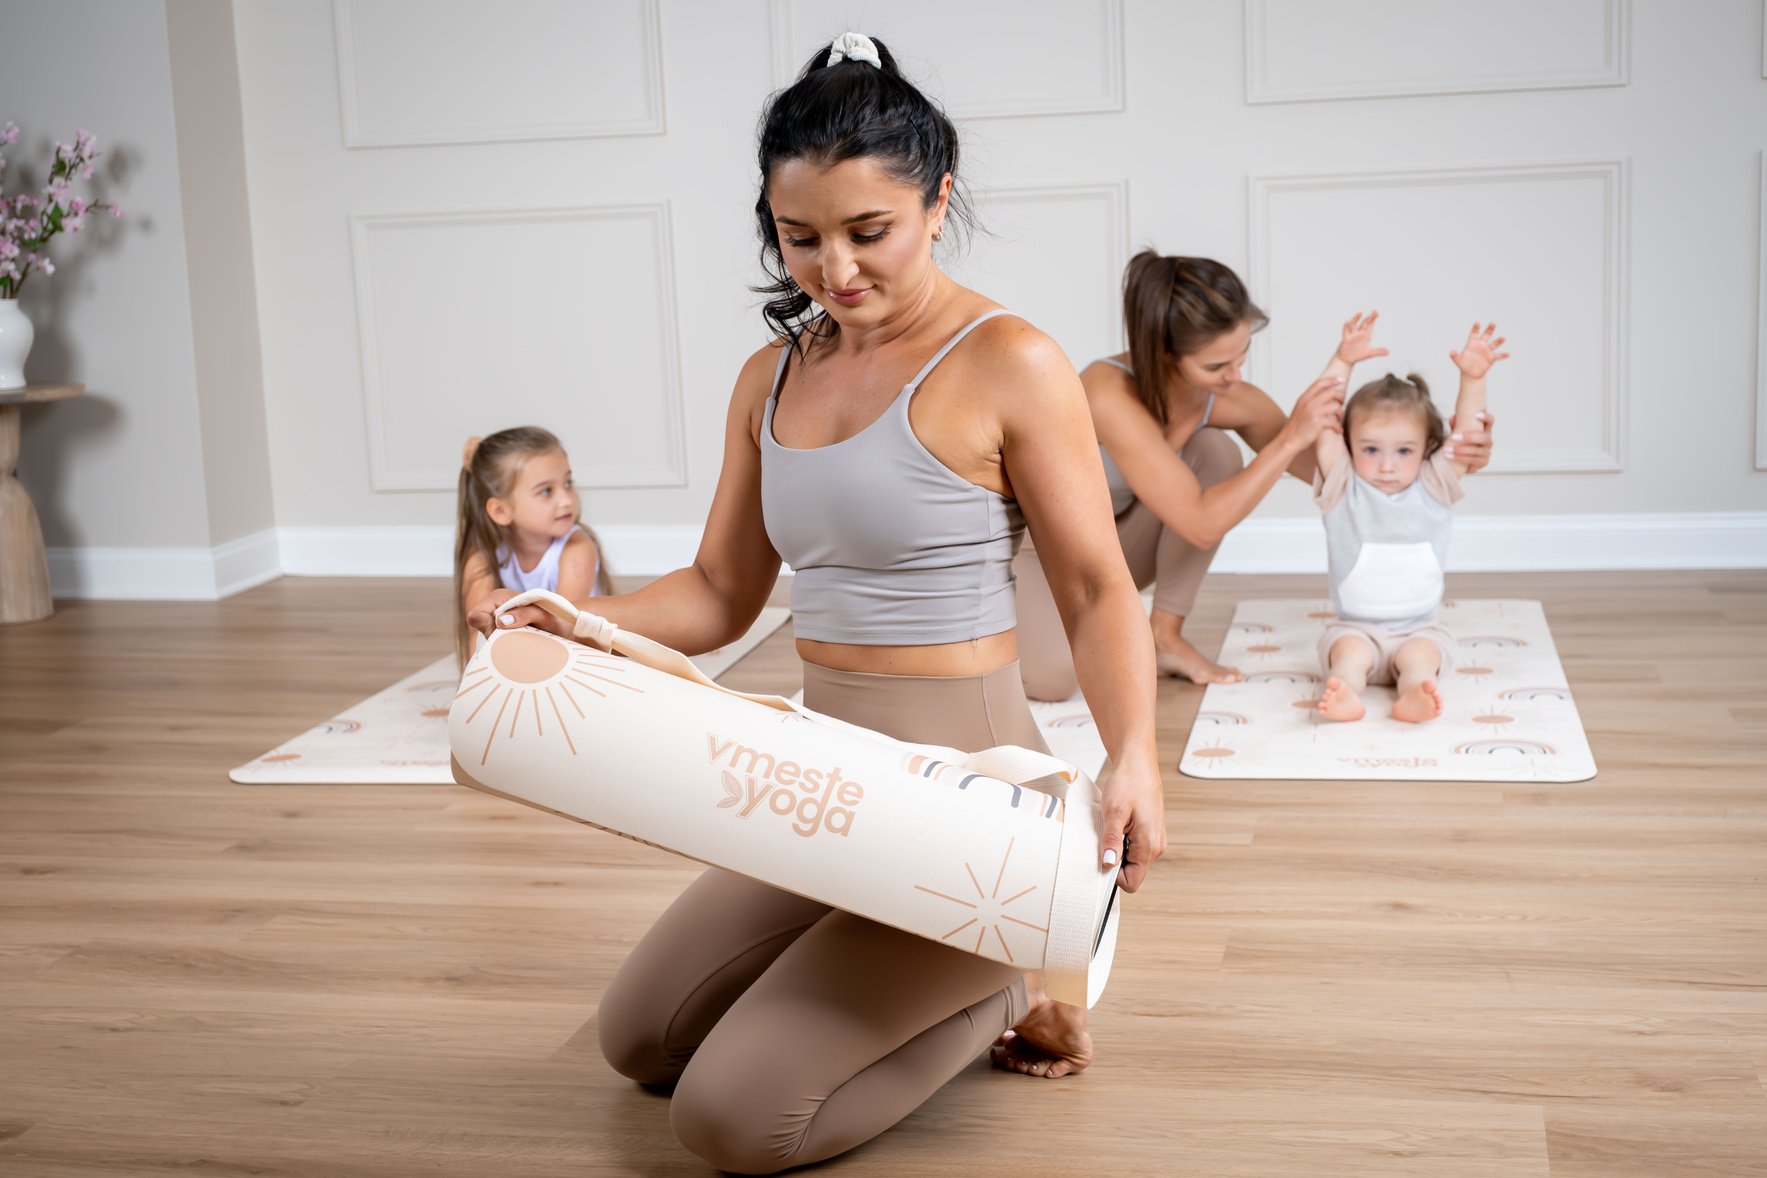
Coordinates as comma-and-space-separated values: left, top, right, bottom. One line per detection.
1, 382, 83, 624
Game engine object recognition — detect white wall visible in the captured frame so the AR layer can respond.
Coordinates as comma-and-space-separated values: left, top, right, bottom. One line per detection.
0, 0, 277, 598
10, 0, 1767, 597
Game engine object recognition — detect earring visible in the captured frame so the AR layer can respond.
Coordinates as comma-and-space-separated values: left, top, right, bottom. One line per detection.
932, 229, 943, 242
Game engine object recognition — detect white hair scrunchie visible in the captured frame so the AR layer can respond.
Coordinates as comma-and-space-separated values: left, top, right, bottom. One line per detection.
826, 31, 882, 69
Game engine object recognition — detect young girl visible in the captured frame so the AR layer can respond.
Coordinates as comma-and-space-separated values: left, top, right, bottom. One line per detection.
1311, 315, 1509, 723
454, 426, 611, 665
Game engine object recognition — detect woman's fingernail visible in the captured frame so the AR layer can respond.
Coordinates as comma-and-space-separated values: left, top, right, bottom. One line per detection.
499, 614, 515, 627
1103, 848, 1119, 866
1450, 433, 1462, 441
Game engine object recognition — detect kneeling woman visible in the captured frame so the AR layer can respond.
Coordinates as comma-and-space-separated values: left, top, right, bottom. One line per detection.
473, 34, 1163, 1174
1014, 253, 1494, 698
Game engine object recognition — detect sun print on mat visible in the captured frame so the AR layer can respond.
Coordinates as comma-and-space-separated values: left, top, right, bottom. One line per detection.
454, 629, 643, 765
914, 836, 1049, 962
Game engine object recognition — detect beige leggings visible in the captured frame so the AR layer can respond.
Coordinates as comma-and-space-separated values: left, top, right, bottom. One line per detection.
597, 660, 1048, 1175
1016, 427, 1246, 701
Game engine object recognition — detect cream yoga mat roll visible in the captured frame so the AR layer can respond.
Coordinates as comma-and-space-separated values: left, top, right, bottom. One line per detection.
449, 590, 1122, 1008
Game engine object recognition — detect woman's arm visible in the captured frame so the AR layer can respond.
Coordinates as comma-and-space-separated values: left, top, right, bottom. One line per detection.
469, 347, 785, 654
993, 328, 1166, 891
1093, 364, 1344, 549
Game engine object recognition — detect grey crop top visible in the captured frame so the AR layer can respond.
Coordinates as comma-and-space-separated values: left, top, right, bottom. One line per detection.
1094, 357, 1214, 516
760, 309, 1025, 645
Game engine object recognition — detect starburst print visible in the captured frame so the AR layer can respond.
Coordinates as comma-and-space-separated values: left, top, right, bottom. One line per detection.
913, 837, 1047, 961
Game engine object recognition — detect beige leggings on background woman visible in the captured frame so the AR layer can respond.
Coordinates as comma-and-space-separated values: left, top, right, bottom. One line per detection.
597, 661, 1048, 1175
1015, 426, 1245, 701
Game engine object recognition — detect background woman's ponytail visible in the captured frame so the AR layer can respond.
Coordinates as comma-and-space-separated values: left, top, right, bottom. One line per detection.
1120, 250, 1267, 426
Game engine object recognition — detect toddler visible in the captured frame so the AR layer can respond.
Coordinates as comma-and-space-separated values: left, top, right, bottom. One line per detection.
1311, 314, 1508, 723
455, 426, 612, 664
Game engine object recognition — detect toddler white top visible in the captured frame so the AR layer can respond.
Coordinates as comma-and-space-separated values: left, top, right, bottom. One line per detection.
1313, 452, 1462, 629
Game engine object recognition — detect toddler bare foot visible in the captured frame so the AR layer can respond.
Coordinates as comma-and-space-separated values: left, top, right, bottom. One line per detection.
1155, 635, 1242, 685
991, 973, 1093, 1079
1316, 676, 1366, 722
1392, 679, 1443, 723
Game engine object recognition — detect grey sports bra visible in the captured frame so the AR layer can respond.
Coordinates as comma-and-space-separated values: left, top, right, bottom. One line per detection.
760, 310, 1024, 645
1096, 356, 1214, 516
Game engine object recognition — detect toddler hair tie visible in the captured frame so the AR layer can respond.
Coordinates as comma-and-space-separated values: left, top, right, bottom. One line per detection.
827, 32, 881, 69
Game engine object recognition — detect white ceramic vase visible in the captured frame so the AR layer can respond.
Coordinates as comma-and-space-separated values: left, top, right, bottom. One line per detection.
0, 299, 32, 390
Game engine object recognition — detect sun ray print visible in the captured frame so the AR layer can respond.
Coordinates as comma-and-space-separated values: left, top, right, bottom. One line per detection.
455, 629, 647, 766
913, 837, 1048, 963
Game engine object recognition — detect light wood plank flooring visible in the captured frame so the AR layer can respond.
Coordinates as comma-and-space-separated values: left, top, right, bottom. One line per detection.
1, 571, 1764, 1177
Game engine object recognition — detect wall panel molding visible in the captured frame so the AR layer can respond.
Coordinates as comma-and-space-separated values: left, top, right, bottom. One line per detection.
1245, 0, 1629, 104
1250, 159, 1628, 474
955, 180, 1130, 364
334, 0, 665, 147
768, 0, 1123, 118
349, 201, 687, 492
1758, 151, 1766, 469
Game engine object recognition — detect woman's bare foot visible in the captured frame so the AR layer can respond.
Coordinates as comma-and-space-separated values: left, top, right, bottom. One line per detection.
991, 973, 1093, 1079
1391, 678, 1443, 723
1155, 635, 1242, 685
1316, 676, 1366, 722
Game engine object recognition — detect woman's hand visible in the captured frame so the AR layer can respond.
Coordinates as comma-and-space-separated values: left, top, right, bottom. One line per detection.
465, 587, 571, 639
1277, 374, 1346, 451
1336, 310, 1389, 366
1445, 408, 1495, 470
1099, 751, 1166, 893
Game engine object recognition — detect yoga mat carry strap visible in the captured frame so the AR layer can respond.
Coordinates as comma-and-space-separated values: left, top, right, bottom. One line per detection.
457, 610, 1122, 1006
498, 588, 798, 712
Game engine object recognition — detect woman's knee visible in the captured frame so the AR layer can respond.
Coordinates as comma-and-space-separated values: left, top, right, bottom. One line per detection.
1187, 427, 1245, 485
669, 1068, 796, 1175
596, 968, 686, 1087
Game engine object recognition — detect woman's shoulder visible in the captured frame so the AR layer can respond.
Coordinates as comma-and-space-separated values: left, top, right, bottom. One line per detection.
959, 309, 1073, 385
1210, 378, 1283, 427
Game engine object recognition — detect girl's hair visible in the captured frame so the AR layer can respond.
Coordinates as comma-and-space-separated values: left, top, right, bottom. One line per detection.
1343, 373, 1448, 456
753, 36, 971, 353
1121, 251, 1268, 427
455, 426, 613, 666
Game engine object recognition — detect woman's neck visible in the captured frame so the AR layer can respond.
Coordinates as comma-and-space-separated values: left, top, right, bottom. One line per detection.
818, 268, 955, 359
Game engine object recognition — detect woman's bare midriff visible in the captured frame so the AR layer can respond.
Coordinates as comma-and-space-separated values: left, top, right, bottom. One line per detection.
796, 629, 1019, 677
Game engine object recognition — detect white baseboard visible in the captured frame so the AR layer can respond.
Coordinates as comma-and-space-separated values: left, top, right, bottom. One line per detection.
47, 528, 282, 601
43, 513, 1767, 600
1214, 512, 1767, 572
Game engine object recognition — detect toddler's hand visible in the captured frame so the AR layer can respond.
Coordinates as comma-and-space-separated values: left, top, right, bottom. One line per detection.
1450, 322, 1510, 378
1336, 310, 1389, 366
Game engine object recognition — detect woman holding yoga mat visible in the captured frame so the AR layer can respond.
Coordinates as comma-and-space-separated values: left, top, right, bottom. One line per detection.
469, 33, 1162, 1173
1013, 254, 1496, 699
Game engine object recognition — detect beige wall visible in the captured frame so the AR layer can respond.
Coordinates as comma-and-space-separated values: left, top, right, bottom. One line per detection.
167, 0, 275, 550
4, 1, 1764, 594
0, 0, 275, 596
0, 0, 211, 551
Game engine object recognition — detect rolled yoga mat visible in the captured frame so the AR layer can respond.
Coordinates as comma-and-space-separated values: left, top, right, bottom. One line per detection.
449, 589, 1122, 1008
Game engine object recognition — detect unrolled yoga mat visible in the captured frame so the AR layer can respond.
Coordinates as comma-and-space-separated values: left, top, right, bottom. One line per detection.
1179, 599, 1596, 782
229, 608, 791, 784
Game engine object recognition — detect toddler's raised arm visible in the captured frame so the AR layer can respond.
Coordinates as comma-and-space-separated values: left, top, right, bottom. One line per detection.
1313, 311, 1385, 477
1447, 323, 1509, 476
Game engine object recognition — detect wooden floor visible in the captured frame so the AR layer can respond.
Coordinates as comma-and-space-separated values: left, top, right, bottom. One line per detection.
2, 571, 1764, 1177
